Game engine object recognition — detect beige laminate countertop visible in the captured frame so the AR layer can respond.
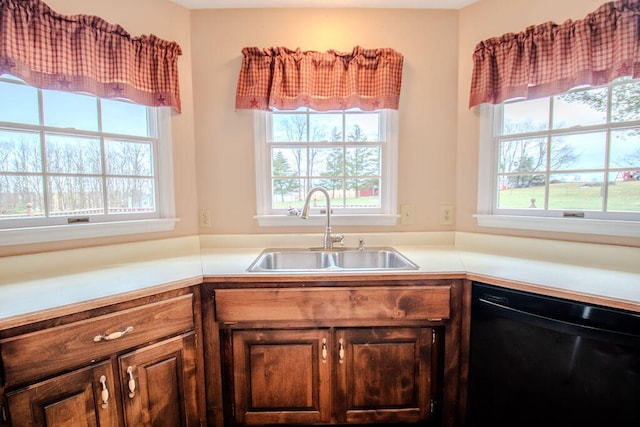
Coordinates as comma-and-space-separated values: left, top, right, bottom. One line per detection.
200, 246, 640, 310
1, 232, 639, 330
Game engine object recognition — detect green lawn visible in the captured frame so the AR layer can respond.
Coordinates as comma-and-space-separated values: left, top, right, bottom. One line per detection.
499, 181, 640, 211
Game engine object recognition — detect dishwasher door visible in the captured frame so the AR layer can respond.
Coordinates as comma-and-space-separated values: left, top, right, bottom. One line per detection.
467, 282, 640, 427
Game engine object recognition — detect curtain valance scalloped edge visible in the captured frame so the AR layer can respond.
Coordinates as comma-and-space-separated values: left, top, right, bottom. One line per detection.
468, 0, 640, 108
0, 0, 182, 112
235, 45, 404, 112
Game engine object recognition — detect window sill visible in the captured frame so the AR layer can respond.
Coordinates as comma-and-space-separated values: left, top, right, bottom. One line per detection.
475, 214, 640, 237
0, 218, 179, 246
255, 214, 399, 227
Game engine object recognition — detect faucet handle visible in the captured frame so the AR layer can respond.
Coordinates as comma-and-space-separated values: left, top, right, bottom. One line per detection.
332, 234, 344, 246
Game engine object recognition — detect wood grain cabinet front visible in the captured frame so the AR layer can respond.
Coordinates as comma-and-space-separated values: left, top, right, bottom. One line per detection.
0, 290, 203, 427
118, 333, 200, 427
212, 283, 455, 427
335, 327, 436, 425
230, 329, 332, 426
227, 326, 439, 426
6, 361, 120, 427
1, 294, 194, 388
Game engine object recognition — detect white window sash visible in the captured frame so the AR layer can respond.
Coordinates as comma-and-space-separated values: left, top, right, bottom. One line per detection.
476, 103, 640, 237
254, 109, 399, 227
0, 104, 177, 245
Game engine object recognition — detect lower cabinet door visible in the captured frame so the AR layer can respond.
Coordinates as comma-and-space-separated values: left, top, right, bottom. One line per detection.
335, 327, 434, 424
118, 333, 199, 427
6, 360, 119, 427
231, 329, 331, 425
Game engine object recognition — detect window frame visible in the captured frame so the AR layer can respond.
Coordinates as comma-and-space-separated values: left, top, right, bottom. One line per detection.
253, 108, 399, 227
0, 78, 177, 246
476, 86, 640, 238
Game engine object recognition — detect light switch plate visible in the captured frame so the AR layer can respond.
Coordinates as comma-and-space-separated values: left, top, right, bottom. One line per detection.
199, 209, 212, 228
400, 205, 414, 225
440, 205, 454, 225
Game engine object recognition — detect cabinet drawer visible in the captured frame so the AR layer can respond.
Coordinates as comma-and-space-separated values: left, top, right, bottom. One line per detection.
1, 294, 194, 387
215, 286, 450, 322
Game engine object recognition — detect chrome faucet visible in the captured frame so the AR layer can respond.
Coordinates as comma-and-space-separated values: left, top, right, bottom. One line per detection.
299, 186, 344, 250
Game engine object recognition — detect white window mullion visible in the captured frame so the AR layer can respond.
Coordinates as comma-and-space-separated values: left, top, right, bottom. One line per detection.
37, 88, 51, 219
96, 99, 109, 216
602, 84, 614, 212
545, 97, 554, 210
99, 135, 108, 216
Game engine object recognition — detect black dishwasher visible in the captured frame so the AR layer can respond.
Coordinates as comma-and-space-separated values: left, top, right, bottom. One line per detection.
467, 282, 640, 427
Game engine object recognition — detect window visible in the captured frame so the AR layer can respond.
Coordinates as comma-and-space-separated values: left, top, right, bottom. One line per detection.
0, 75, 176, 245
477, 77, 640, 237
254, 108, 398, 226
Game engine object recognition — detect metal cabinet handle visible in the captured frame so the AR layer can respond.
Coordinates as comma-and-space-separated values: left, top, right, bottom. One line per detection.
321, 338, 327, 363
93, 326, 133, 342
126, 366, 136, 398
99, 375, 109, 409
338, 338, 345, 364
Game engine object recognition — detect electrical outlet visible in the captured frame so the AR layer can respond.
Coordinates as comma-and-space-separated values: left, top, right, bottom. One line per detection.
400, 205, 414, 225
440, 205, 454, 225
199, 209, 212, 228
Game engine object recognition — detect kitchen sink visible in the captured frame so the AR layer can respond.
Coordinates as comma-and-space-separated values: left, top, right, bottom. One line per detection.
247, 250, 334, 270
247, 247, 419, 272
332, 249, 418, 269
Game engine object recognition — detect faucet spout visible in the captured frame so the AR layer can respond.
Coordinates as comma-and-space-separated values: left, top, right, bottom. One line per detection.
299, 186, 343, 250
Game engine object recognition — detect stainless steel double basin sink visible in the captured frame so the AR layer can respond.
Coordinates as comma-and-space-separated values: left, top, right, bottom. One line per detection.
247, 247, 419, 272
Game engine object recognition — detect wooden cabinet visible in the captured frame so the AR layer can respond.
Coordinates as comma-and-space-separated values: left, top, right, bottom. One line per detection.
335, 327, 435, 424
229, 326, 437, 426
118, 333, 199, 426
208, 282, 459, 427
231, 329, 331, 425
5, 361, 119, 426
0, 289, 204, 427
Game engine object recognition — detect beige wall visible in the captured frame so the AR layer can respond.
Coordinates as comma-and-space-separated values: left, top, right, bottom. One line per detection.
1, 0, 199, 256
457, 0, 640, 247
192, 8, 459, 235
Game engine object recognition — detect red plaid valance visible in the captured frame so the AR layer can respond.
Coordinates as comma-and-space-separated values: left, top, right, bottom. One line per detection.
0, 0, 182, 112
236, 46, 404, 111
469, 0, 640, 108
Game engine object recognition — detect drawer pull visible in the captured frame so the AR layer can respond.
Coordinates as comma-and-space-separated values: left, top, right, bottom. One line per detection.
338, 338, 345, 364
93, 326, 134, 342
321, 338, 327, 363
99, 375, 109, 409
127, 366, 136, 398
